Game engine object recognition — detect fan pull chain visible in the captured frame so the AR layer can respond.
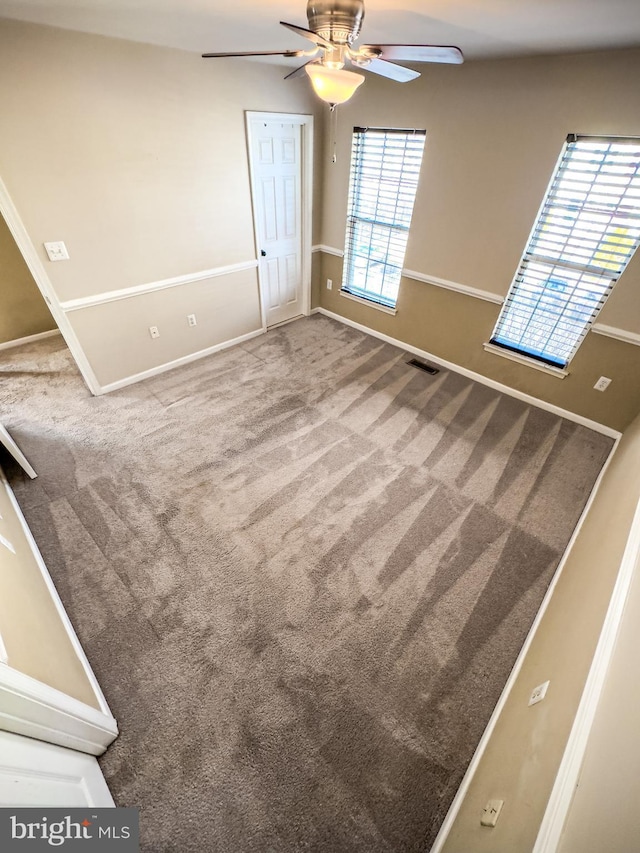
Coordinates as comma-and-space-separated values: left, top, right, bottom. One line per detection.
330, 103, 338, 164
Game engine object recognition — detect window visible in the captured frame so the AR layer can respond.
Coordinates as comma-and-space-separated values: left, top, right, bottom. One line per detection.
491, 135, 640, 368
341, 127, 426, 309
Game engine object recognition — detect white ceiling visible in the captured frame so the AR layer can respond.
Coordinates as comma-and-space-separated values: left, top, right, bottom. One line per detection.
0, 0, 639, 62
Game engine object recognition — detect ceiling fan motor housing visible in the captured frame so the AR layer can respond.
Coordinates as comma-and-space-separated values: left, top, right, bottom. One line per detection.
306, 0, 365, 45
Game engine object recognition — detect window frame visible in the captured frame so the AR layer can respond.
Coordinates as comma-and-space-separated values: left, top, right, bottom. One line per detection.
489, 134, 640, 370
341, 127, 426, 310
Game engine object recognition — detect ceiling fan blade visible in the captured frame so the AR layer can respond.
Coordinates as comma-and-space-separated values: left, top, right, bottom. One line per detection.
284, 60, 319, 80
359, 44, 464, 65
202, 50, 303, 58
280, 21, 333, 49
359, 58, 420, 83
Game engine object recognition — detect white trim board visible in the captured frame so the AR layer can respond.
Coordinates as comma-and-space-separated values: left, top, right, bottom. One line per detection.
532, 491, 640, 853
0, 470, 117, 755
0, 329, 60, 352
591, 323, 640, 347
1, 470, 114, 720
58, 261, 259, 312
0, 665, 118, 756
98, 326, 264, 394
312, 244, 344, 257
483, 341, 569, 379
313, 248, 640, 344
0, 175, 101, 396
403, 268, 504, 305
315, 307, 620, 439
430, 432, 621, 853
313, 246, 503, 304
340, 289, 397, 315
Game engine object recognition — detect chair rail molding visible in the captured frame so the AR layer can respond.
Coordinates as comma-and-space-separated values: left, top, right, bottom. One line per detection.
59, 260, 259, 312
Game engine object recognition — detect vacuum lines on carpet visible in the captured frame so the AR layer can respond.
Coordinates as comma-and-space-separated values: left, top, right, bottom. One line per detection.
1, 315, 613, 852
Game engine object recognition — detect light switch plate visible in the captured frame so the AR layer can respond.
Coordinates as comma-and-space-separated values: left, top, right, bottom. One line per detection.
44, 241, 69, 262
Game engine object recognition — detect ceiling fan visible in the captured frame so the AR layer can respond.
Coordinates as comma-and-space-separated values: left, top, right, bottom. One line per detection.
202, 0, 464, 106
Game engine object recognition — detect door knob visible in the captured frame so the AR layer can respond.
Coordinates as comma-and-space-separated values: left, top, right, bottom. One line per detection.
260, 249, 267, 257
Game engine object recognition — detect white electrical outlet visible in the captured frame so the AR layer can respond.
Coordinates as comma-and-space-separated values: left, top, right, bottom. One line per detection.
594, 376, 611, 392
327, 278, 333, 290
149, 326, 160, 339
480, 799, 504, 827
187, 314, 197, 327
528, 680, 550, 706
43, 241, 70, 262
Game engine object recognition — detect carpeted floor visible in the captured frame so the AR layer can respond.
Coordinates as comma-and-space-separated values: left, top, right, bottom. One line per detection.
1, 315, 613, 851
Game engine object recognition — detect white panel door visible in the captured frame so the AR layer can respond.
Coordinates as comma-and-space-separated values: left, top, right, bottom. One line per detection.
250, 119, 303, 327
0, 731, 114, 806
0, 423, 36, 479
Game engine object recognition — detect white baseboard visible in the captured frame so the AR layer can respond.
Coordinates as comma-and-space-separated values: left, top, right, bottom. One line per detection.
98, 327, 265, 394
0, 329, 60, 352
315, 307, 620, 438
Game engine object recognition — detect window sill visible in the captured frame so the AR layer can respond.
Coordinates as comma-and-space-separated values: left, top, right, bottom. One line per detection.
483, 342, 569, 379
340, 290, 397, 316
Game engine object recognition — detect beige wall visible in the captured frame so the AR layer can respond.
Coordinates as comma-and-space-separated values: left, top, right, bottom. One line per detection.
314, 54, 640, 840
558, 477, 640, 851
0, 214, 55, 345
0, 473, 99, 708
70, 267, 261, 387
440, 411, 640, 852
320, 48, 640, 324
318, 47, 640, 431
318, 252, 640, 432
0, 18, 322, 386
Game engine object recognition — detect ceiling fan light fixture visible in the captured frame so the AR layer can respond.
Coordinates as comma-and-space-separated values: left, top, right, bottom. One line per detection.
305, 64, 364, 105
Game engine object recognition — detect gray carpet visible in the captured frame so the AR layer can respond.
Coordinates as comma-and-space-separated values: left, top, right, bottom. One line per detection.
0, 315, 613, 852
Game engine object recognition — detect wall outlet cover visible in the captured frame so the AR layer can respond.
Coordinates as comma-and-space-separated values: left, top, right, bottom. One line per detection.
528, 680, 550, 706
481, 799, 504, 827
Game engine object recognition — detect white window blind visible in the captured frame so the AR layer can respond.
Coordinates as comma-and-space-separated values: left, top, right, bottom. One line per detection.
491, 135, 640, 368
342, 127, 426, 308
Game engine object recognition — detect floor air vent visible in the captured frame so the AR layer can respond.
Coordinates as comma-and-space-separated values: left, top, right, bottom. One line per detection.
407, 358, 440, 375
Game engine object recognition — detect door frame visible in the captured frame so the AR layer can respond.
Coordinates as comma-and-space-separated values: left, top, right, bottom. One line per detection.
0, 175, 101, 396
0, 469, 117, 756
245, 111, 314, 330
